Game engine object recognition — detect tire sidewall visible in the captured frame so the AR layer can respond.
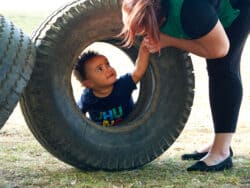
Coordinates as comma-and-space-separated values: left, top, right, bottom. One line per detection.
21, 0, 194, 170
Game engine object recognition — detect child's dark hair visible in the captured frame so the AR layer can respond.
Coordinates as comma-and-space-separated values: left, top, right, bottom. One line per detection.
73, 51, 100, 82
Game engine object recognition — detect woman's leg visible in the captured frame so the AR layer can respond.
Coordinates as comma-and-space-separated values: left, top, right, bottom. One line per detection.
189, 2, 250, 168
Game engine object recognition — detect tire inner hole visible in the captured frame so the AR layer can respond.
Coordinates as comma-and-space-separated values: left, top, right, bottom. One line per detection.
71, 42, 141, 126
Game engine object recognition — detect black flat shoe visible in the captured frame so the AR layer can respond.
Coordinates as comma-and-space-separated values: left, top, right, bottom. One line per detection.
181, 147, 233, 161
187, 156, 233, 172
181, 151, 207, 160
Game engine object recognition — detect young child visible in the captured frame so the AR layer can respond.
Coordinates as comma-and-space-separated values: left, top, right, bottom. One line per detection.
73, 43, 150, 126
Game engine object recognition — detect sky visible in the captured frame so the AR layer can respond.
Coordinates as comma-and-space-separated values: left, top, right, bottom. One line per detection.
0, 0, 72, 11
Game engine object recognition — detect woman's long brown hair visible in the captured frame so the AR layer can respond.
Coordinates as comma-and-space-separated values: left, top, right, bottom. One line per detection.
120, 0, 162, 48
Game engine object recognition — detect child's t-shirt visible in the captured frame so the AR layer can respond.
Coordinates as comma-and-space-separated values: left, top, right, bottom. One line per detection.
77, 73, 137, 126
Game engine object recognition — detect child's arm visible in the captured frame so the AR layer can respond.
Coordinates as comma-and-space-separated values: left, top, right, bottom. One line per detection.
131, 42, 150, 84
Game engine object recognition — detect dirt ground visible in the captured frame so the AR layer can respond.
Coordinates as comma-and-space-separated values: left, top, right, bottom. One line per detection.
1, 37, 250, 161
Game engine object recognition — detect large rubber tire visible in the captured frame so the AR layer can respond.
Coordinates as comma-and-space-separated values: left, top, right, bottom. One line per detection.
0, 15, 35, 129
20, 0, 194, 171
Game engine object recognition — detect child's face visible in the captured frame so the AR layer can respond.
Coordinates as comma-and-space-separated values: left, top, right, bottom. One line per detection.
83, 55, 117, 89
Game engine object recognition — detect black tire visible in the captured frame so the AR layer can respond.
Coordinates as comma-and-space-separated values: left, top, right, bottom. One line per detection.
20, 0, 194, 171
0, 15, 35, 129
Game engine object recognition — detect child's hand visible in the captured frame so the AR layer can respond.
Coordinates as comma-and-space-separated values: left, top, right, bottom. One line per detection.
142, 36, 160, 53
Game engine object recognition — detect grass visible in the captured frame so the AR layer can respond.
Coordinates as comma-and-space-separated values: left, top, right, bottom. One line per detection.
1, 139, 249, 187
0, 9, 250, 188
1, 138, 249, 187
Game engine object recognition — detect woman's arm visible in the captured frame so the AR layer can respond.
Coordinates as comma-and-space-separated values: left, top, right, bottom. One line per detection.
159, 21, 230, 59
